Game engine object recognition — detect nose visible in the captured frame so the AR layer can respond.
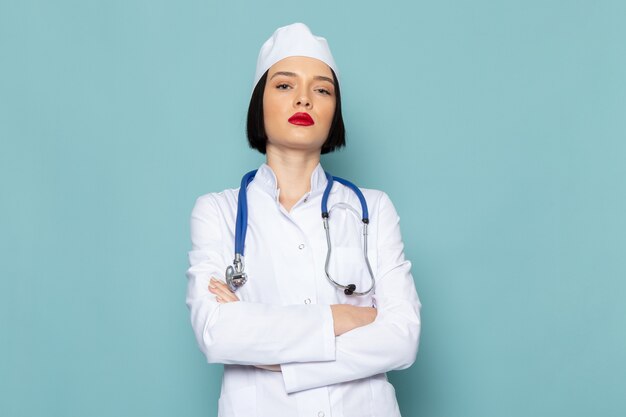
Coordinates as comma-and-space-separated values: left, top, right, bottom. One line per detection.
294, 92, 312, 109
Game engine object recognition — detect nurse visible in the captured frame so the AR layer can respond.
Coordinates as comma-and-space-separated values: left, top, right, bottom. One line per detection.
186, 23, 421, 417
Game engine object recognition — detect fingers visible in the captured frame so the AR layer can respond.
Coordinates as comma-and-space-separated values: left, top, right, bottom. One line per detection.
209, 277, 240, 303
254, 364, 281, 372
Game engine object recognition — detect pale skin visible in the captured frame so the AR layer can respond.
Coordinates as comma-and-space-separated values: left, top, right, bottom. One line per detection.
209, 56, 377, 372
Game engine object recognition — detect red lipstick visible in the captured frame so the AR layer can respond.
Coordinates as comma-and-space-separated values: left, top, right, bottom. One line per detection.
288, 112, 314, 126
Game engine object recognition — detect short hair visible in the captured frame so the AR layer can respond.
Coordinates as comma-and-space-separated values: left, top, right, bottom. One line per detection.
246, 68, 346, 154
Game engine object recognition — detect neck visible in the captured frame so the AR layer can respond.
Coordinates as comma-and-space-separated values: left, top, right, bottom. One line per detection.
266, 145, 321, 211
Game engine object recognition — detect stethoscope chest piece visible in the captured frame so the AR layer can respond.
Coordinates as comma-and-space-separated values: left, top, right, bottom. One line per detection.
225, 254, 247, 292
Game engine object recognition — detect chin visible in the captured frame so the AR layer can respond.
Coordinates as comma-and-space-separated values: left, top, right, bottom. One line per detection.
268, 139, 325, 154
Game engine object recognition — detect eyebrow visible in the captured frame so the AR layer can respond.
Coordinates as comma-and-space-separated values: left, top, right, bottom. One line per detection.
270, 71, 334, 84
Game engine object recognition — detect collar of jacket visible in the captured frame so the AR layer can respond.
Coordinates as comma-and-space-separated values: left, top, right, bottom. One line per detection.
252, 162, 333, 202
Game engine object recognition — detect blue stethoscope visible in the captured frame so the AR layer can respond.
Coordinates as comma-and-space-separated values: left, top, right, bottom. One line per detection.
225, 169, 376, 296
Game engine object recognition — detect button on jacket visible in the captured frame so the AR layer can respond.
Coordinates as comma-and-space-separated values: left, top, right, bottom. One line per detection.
186, 163, 421, 417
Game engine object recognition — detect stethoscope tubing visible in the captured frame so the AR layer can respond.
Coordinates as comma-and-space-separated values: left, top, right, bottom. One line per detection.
227, 169, 376, 296
235, 170, 258, 257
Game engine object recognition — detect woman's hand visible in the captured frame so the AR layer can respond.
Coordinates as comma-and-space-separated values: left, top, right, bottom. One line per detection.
330, 304, 377, 336
209, 277, 240, 303
254, 364, 281, 372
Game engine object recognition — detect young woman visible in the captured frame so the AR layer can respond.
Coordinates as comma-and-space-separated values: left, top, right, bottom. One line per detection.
186, 23, 421, 417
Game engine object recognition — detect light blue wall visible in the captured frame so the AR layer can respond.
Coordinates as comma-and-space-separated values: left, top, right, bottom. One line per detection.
1, 1, 625, 416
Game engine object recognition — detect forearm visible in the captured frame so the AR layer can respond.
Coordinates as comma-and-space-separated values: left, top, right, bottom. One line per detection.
187, 280, 336, 365
253, 304, 378, 372
281, 298, 421, 393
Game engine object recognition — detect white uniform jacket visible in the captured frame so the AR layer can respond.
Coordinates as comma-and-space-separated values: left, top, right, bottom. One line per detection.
186, 163, 421, 417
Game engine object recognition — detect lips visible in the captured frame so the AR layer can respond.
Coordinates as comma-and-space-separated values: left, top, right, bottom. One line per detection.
288, 112, 314, 126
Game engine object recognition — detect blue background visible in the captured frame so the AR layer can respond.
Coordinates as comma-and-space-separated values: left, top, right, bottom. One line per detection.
1, 1, 625, 416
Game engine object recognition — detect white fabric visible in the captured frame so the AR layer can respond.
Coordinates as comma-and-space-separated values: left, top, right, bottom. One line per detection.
253, 22, 339, 89
186, 163, 421, 417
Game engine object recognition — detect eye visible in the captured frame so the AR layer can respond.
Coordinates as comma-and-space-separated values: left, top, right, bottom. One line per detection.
316, 88, 332, 96
276, 83, 291, 90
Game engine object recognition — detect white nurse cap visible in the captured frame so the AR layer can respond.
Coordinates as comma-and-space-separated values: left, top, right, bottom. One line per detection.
253, 22, 339, 89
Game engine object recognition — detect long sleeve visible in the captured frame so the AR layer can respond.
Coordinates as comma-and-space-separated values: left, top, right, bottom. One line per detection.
281, 192, 421, 393
185, 194, 336, 366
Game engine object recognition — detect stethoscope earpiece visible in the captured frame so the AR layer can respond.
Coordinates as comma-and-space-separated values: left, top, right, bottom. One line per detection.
344, 284, 357, 296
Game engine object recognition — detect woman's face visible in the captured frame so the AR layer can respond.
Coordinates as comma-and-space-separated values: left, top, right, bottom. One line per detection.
263, 56, 336, 154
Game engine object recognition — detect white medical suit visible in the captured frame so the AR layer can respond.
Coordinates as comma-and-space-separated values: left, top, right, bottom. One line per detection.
186, 163, 421, 417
